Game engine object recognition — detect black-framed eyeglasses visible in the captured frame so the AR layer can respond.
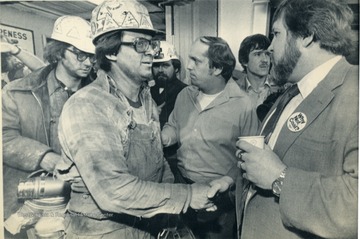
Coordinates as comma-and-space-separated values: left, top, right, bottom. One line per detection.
121, 38, 160, 54
66, 48, 96, 64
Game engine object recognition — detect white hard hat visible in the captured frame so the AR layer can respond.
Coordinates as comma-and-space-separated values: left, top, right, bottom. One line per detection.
91, 0, 163, 43
153, 41, 179, 63
51, 16, 95, 54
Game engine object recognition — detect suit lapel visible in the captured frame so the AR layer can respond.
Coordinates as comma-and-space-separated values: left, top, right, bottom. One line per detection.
273, 58, 350, 159
274, 85, 334, 158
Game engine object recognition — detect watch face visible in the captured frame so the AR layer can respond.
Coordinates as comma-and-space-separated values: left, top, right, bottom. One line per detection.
272, 180, 282, 196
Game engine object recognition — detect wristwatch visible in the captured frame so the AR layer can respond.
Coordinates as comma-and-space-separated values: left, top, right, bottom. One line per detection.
272, 167, 287, 197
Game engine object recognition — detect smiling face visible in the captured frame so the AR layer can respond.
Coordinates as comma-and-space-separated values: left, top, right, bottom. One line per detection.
114, 31, 156, 84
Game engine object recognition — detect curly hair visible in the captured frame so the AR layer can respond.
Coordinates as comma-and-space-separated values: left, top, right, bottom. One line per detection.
43, 40, 70, 64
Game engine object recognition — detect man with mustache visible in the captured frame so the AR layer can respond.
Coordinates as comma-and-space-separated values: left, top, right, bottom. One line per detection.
235, 34, 281, 109
1, 35, 45, 88
233, 0, 358, 238
2, 15, 95, 237
151, 41, 187, 130
151, 41, 187, 182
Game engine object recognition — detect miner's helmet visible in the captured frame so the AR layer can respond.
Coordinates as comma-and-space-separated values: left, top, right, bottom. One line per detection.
91, 0, 164, 44
50, 15, 95, 54
153, 41, 180, 63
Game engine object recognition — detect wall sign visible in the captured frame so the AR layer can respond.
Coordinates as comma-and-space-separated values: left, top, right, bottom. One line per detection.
0, 24, 35, 54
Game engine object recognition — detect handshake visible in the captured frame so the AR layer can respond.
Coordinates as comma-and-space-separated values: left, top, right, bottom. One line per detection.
188, 176, 234, 212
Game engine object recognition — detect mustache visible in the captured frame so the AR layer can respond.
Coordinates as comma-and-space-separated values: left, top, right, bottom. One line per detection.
155, 73, 167, 78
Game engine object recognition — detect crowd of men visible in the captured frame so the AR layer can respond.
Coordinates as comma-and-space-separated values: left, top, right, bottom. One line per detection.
2, 0, 358, 238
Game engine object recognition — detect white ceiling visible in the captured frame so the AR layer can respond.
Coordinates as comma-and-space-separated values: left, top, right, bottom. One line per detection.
0, 1, 168, 31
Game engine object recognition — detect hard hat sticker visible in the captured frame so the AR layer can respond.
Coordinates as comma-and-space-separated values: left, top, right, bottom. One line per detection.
91, 0, 160, 42
122, 11, 139, 27
67, 28, 81, 39
103, 14, 119, 31
287, 112, 307, 132
139, 15, 153, 29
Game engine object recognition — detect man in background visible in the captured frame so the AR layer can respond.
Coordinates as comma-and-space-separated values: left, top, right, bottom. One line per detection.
1, 35, 45, 88
151, 41, 187, 171
3, 15, 95, 238
151, 41, 187, 129
235, 34, 285, 121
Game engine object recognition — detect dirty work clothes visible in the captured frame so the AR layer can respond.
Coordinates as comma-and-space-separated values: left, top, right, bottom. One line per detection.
162, 79, 259, 183
2, 65, 90, 219
56, 70, 191, 237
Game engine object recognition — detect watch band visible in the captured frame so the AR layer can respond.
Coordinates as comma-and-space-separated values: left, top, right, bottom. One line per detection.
272, 167, 287, 197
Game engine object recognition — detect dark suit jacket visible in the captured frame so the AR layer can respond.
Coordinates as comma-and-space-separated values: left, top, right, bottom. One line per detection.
151, 78, 187, 157
237, 58, 358, 239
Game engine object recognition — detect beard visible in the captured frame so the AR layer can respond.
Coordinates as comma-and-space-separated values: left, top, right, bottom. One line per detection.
154, 72, 176, 87
273, 37, 301, 86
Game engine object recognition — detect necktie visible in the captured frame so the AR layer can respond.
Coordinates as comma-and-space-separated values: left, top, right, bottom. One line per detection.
261, 84, 300, 142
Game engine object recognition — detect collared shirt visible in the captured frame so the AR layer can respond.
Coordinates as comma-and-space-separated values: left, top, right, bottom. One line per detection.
197, 90, 223, 110
162, 79, 259, 183
47, 70, 72, 154
245, 76, 273, 107
262, 55, 342, 149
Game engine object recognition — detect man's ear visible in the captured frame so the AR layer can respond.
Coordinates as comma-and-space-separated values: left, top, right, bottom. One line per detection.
105, 54, 117, 61
302, 34, 314, 48
212, 67, 223, 76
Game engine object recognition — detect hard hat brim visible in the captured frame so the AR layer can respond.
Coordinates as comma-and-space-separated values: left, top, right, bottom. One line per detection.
51, 35, 95, 54
92, 28, 165, 44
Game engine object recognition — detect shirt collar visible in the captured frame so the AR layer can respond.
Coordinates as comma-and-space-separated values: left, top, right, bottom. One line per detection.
245, 76, 271, 91
47, 69, 62, 96
297, 55, 342, 99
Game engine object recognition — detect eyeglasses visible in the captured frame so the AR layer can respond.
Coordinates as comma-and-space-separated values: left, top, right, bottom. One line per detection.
66, 48, 96, 64
121, 38, 160, 54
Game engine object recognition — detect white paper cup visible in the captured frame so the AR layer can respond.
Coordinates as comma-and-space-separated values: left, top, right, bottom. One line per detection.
238, 136, 265, 149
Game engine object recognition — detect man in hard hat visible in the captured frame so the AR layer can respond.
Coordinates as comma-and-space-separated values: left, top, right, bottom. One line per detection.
151, 41, 187, 129
2, 15, 95, 237
151, 41, 187, 173
55, 1, 214, 238
161, 36, 259, 239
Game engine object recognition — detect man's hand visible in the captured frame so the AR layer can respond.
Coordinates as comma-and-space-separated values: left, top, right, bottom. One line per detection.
157, 102, 165, 115
190, 183, 215, 211
40, 152, 61, 172
207, 176, 234, 199
236, 140, 286, 189
1, 42, 19, 54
